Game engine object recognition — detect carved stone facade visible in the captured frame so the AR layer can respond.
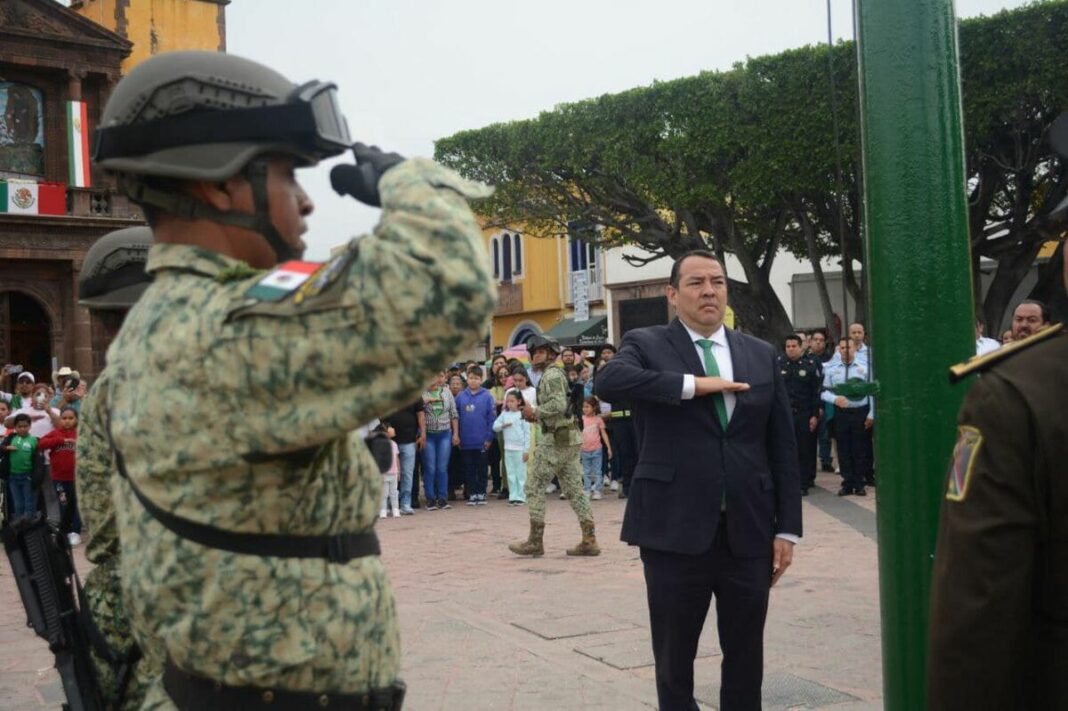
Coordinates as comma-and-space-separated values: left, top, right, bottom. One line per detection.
0, 0, 139, 384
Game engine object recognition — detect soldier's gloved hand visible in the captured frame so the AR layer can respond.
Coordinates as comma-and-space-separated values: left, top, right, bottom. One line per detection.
329, 143, 405, 207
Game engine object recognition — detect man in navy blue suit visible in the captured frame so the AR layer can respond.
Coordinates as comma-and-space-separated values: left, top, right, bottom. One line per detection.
596, 250, 802, 711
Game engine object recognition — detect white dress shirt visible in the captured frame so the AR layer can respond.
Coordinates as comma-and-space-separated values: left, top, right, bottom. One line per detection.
679, 322, 736, 421
678, 320, 798, 545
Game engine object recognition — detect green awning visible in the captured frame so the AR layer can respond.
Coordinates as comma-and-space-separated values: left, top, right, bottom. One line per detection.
544, 315, 608, 346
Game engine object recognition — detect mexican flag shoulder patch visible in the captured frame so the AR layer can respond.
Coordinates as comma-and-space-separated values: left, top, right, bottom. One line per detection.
244, 261, 321, 302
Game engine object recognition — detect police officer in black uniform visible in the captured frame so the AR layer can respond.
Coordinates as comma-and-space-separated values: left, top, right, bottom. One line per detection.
777, 334, 822, 495
594, 344, 637, 499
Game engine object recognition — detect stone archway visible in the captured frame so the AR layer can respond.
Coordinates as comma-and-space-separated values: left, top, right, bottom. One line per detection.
1, 290, 54, 383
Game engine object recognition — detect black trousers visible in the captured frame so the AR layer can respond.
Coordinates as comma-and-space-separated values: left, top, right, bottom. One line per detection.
640, 521, 771, 711
792, 410, 817, 490
834, 405, 872, 490
607, 419, 637, 493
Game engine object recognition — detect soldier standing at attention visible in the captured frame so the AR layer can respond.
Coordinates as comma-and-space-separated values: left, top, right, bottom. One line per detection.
76, 226, 155, 709
509, 335, 600, 557
84, 50, 496, 709
777, 335, 822, 496
928, 112, 1068, 711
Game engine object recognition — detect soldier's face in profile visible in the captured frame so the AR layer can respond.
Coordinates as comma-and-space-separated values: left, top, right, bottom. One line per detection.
224, 155, 314, 264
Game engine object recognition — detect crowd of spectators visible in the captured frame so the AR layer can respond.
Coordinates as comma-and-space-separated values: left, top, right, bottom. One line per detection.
368, 345, 629, 518
1, 365, 87, 545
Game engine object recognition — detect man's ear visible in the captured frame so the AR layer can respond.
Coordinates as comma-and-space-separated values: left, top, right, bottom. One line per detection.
188, 175, 246, 212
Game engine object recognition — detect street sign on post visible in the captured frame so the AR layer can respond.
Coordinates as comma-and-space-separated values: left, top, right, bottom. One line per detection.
572, 271, 589, 322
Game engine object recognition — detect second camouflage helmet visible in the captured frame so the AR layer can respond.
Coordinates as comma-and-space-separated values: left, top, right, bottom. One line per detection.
526, 334, 562, 355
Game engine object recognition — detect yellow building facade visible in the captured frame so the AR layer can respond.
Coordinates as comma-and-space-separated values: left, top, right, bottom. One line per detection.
71, 0, 226, 73
484, 225, 607, 350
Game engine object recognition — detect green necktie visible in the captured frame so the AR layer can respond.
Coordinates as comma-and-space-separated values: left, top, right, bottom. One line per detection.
696, 339, 729, 430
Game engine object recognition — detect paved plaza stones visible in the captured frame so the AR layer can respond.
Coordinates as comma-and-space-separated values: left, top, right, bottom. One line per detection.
1, 470, 884, 710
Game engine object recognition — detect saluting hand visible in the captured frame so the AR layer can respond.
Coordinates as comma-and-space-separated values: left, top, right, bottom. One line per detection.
771, 538, 794, 587
694, 376, 750, 396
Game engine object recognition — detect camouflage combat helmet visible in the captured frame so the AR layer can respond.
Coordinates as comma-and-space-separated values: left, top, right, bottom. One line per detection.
526, 334, 562, 355
93, 50, 352, 262
78, 226, 153, 310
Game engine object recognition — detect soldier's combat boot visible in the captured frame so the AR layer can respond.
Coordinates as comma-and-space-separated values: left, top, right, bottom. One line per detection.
508, 521, 545, 557
566, 520, 600, 556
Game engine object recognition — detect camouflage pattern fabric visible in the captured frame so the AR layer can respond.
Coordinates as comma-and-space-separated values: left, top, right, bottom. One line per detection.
524, 366, 592, 525
89, 158, 495, 707
77, 374, 157, 709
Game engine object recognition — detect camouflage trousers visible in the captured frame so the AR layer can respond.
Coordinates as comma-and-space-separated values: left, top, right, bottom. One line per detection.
84, 559, 158, 710
524, 441, 593, 525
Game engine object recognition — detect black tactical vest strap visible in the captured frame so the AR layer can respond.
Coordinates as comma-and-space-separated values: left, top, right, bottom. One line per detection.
106, 416, 379, 564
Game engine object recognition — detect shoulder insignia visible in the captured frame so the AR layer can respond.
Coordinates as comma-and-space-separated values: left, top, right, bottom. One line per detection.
946, 425, 983, 502
293, 247, 358, 305
214, 263, 264, 284
244, 261, 321, 302
948, 323, 1063, 384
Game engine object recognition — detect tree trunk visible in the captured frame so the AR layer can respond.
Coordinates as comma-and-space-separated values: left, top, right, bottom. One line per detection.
796, 207, 839, 338
982, 241, 1043, 334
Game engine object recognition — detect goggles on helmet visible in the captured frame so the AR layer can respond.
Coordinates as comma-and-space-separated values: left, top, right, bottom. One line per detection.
94, 80, 352, 162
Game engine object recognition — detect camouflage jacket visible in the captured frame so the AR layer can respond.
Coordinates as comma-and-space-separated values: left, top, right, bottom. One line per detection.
534, 365, 581, 446
84, 158, 496, 695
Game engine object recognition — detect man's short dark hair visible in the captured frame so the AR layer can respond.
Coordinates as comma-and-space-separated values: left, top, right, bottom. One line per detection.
784, 335, 802, 347
811, 328, 828, 339
466, 365, 484, 378
1016, 299, 1051, 322
669, 250, 722, 288
839, 337, 851, 346
12, 413, 31, 426
599, 344, 617, 354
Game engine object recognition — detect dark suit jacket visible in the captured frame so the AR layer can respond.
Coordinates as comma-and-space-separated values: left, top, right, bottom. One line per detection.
595, 319, 802, 557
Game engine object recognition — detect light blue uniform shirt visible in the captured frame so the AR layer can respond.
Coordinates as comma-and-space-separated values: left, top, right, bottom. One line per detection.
821, 358, 875, 419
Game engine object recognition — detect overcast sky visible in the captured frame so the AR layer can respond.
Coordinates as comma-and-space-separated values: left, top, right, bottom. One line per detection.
226, 0, 1030, 261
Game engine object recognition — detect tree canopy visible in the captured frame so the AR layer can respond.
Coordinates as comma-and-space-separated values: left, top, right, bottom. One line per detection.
436, 1, 1068, 341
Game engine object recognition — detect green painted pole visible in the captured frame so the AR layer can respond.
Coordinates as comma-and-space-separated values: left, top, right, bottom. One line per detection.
853, 1, 976, 708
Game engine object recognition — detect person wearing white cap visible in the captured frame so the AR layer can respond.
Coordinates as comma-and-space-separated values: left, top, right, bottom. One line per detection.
0, 370, 36, 410
50, 368, 84, 413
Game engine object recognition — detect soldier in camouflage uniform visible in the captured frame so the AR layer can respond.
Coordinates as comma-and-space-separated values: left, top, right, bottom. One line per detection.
76, 226, 156, 709
85, 51, 495, 710
509, 335, 599, 557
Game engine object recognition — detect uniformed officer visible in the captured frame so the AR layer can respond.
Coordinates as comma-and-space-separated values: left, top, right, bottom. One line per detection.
928, 112, 1068, 710
85, 50, 496, 710
75, 226, 156, 709
820, 338, 873, 496
777, 335, 822, 495
509, 335, 600, 556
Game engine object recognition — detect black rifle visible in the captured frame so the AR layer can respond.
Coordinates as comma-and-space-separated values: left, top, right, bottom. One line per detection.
2, 474, 138, 711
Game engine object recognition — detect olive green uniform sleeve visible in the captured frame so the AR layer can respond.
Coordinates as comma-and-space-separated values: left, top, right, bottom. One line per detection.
927, 372, 1038, 709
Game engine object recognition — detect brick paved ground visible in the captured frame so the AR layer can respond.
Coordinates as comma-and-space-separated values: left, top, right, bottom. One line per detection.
0, 470, 883, 710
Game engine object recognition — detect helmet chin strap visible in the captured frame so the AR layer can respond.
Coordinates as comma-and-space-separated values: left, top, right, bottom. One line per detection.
121, 157, 299, 265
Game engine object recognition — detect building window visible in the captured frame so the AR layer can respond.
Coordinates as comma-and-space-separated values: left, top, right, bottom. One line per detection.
512, 233, 523, 275
491, 237, 500, 279
0, 82, 46, 178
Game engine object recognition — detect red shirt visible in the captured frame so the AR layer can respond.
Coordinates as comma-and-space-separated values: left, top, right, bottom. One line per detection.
38, 427, 77, 482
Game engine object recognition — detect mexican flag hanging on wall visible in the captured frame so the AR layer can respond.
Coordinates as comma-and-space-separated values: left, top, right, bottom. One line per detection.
67, 101, 91, 188
0, 180, 67, 215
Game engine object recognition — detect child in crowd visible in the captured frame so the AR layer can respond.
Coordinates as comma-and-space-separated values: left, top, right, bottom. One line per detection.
379, 426, 401, 519
38, 407, 82, 544
456, 366, 496, 506
493, 391, 531, 505
2, 413, 39, 519
581, 396, 612, 500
